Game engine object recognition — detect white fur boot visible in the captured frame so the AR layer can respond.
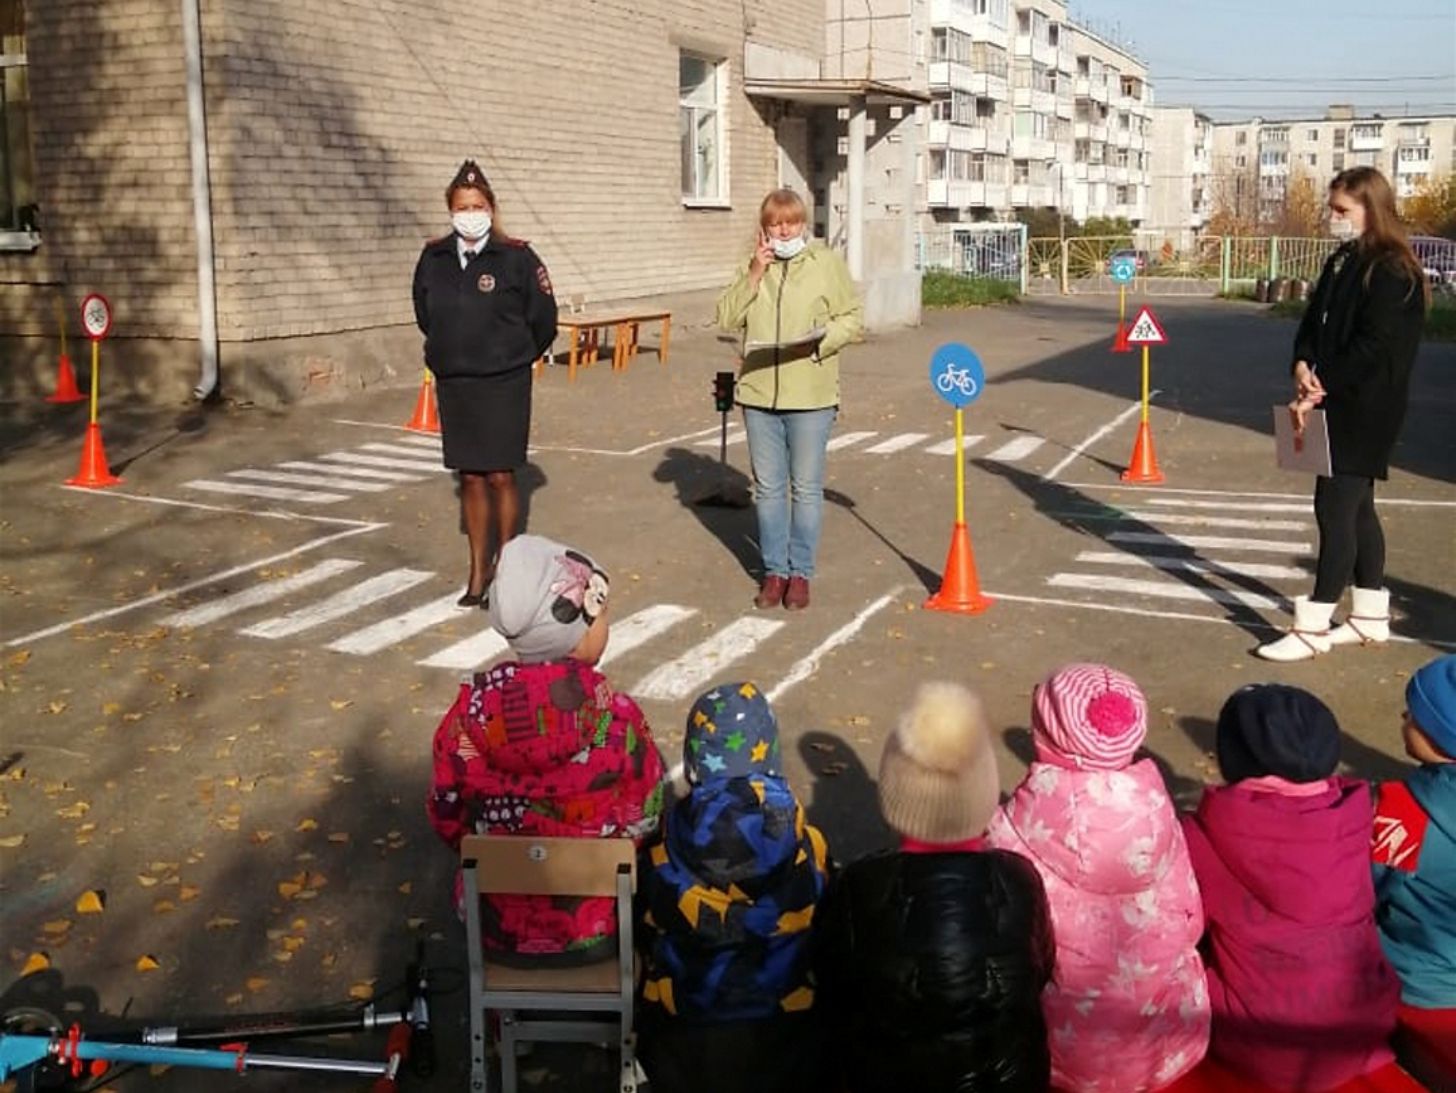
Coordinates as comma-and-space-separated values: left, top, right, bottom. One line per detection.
1256, 597, 1336, 662
1328, 587, 1391, 646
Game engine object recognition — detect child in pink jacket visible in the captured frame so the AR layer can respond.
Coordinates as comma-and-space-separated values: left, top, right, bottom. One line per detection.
987, 664, 1209, 1092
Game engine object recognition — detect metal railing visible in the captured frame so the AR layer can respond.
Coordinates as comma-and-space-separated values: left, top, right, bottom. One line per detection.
917, 224, 1028, 293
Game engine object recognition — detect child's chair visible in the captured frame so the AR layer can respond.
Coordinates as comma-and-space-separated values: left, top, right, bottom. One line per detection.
461, 834, 639, 1093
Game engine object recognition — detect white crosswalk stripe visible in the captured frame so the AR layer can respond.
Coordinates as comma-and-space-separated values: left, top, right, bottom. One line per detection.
184, 479, 351, 504
598, 605, 698, 667
278, 461, 427, 483
226, 469, 393, 493
1074, 551, 1307, 581
241, 568, 434, 639
632, 617, 786, 702
1048, 573, 1286, 610
392, 433, 444, 448
356, 442, 447, 464
825, 430, 878, 452
327, 592, 470, 656
1118, 511, 1308, 532
1106, 531, 1310, 554
162, 559, 365, 629
984, 436, 1046, 462
1143, 498, 1311, 514
863, 432, 929, 454
319, 451, 452, 473
417, 627, 510, 671
924, 436, 984, 456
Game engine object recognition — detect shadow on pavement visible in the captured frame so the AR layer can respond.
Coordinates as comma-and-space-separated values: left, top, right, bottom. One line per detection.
651, 446, 758, 579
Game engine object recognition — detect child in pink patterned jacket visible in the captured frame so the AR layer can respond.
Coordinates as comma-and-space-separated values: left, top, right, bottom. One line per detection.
987, 664, 1209, 1092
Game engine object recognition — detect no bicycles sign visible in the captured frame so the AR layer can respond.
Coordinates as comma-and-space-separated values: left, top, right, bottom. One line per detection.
929, 343, 985, 410
80, 293, 113, 341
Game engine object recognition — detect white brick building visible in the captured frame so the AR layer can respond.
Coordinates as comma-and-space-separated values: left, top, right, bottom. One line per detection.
1148, 106, 1213, 246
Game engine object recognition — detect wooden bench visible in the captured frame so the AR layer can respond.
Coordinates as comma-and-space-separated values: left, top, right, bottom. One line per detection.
533, 311, 672, 383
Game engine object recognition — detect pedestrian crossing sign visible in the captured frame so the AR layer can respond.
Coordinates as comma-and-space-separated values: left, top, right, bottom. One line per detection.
1125, 306, 1167, 345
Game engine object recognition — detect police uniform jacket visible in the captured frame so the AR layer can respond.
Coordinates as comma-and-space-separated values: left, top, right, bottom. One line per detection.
412, 233, 558, 379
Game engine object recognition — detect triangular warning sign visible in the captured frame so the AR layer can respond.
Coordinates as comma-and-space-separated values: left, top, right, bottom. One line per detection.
1125, 306, 1167, 345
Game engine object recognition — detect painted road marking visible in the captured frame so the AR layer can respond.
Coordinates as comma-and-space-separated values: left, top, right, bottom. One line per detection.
1142, 498, 1312, 514
1044, 397, 1150, 481
320, 452, 452, 473
1064, 481, 1456, 508
356, 443, 446, 464
162, 559, 366, 629
766, 589, 903, 703
417, 627, 509, 671
185, 479, 351, 504
863, 433, 929, 454
633, 617, 786, 702
227, 469, 394, 493
1048, 573, 1285, 610
1074, 551, 1307, 581
278, 461, 426, 483
391, 433, 444, 449
985, 435, 1046, 463
924, 436, 984, 456
1118, 511, 1309, 532
326, 592, 470, 656
241, 568, 434, 639
1106, 531, 1309, 555
598, 605, 698, 668
825, 431, 879, 452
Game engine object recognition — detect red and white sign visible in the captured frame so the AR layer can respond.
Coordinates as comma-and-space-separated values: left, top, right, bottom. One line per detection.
80, 293, 113, 341
1124, 305, 1167, 345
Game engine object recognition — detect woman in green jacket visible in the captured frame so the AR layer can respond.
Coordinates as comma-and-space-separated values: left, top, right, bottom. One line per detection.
715, 189, 863, 611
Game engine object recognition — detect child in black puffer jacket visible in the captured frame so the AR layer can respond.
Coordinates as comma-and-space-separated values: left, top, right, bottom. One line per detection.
813, 682, 1055, 1093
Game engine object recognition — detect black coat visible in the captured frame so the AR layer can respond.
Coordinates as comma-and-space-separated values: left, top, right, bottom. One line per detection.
812, 850, 1055, 1093
1292, 243, 1425, 478
411, 233, 558, 379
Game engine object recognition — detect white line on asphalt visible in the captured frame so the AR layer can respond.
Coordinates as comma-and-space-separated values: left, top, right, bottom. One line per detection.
1048, 573, 1286, 610
766, 589, 904, 704
3, 523, 383, 648
985, 435, 1046, 462
1062, 481, 1456, 508
417, 626, 510, 671
357, 443, 450, 462
825, 431, 878, 452
241, 568, 435, 639
162, 559, 365, 629
184, 479, 351, 504
58, 486, 377, 526
696, 429, 746, 448
1075, 551, 1307, 580
333, 419, 437, 435
278, 461, 426, 483
1118, 511, 1309, 532
863, 433, 929, 454
390, 433, 444, 448
1043, 396, 1152, 481
333, 417, 724, 457
1106, 531, 1309, 554
598, 605, 698, 668
633, 617, 786, 702
326, 593, 470, 656
1142, 498, 1312, 513
227, 469, 393, 493
923, 436, 985, 456
320, 452, 452, 473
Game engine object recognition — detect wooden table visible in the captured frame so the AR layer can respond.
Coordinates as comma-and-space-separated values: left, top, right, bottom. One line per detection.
534, 311, 672, 383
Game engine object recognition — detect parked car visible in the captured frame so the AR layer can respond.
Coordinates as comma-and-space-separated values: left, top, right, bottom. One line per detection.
1110, 247, 1150, 273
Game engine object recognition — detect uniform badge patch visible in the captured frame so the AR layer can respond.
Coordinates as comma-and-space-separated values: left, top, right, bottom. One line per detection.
535, 266, 554, 296
477, 274, 496, 293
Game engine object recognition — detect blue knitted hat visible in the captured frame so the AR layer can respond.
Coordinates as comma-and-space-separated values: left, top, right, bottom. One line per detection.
1407, 654, 1456, 759
684, 682, 781, 784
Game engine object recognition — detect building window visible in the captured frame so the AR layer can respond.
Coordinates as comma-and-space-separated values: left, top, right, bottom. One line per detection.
1307, 129, 1319, 142
1236, 131, 1247, 146
1, 0, 37, 246
1304, 152, 1318, 167
1236, 154, 1246, 168
1333, 128, 1346, 148
1333, 152, 1345, 170
680, 53, 725, 204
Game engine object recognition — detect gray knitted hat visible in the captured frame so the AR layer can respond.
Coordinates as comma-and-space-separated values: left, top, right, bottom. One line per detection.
878, 682, 999, 843
486, 535, 609, 664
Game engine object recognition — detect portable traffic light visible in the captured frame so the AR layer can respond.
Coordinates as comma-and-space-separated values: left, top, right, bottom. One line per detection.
713, 371, 735, 413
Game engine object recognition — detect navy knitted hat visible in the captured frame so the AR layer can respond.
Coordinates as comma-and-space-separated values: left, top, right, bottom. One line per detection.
684, 682, 781, 784
1216, 684, 1341, 785
1407, 654, 1456, 759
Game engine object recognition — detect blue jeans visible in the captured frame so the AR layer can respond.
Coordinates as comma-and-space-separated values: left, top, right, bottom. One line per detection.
743, 406, 836, 579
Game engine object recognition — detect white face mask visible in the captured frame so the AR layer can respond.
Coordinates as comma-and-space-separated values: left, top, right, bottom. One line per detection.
771, 233, 808, 261
1329, 217, 1358, 242
452, 211, 492, 241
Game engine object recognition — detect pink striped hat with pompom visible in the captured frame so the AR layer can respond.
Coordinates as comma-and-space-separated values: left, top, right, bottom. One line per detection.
1032, 663, 1148, 771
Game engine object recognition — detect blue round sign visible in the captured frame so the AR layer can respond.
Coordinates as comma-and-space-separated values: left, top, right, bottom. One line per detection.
929, 343, 985, 409
1110, 256, 1137, 284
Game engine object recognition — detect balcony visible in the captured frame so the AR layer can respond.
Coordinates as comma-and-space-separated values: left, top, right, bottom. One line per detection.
1396, 154, 1432, 174
1011, 134, 1054, 160
928, 0, 1007, 40
1011, 182, 1055, 207
1073, 75, 1111, 103
1013, 35, 1057, 66
1074, 120, 1108, 143
928, 60, 1010, 100
1010, 88, 1056, 115
1113, 127, 1132, 148
1350, 129, 1383, 152
1398, 135, 1431, 149
927, 120, 1010, 155
1055, 94, 1074, 120
927, 178, 1007, 209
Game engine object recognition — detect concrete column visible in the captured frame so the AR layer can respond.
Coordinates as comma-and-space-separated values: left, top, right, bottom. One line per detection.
901, 107, 918, 272
847, 95, 867, 281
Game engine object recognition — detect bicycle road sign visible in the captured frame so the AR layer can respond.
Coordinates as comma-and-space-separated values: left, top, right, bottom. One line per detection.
929, 343, 985, 410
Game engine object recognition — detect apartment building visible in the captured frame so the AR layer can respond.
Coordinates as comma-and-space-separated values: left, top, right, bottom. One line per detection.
1211, 106, 1456, 220
922, 0, 1152, 225
2, 0, 923, 402
1149, 106, 1213, 246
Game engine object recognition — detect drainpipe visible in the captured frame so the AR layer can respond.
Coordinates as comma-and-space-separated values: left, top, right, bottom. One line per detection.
847, 95, 867, 282
182, 0, 220, 400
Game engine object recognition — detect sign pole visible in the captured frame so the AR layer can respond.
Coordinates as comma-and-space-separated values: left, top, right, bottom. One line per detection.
66, 293, 122, 489
89, 339, 101, 426
925, 343, 991, 615
954, 407, 966, 526
1120, 304, 1166, 485
1140, 343, 1150, 424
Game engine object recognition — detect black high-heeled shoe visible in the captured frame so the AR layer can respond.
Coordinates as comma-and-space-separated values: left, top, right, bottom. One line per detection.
457, 586, 485, 608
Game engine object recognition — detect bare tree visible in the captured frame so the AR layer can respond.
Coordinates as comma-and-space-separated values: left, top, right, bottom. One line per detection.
1206, 154, 1259, 236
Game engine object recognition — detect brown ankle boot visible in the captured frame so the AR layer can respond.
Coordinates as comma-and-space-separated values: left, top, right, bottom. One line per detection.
784, 576, 810, 610
754, 576, 789, 609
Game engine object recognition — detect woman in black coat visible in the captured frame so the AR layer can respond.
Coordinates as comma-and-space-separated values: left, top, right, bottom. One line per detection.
412, 161, 558, 606
1258, 166, 1428, 662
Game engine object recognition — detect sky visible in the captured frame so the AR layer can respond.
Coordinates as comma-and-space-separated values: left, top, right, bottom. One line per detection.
1067, 0, 1456, 121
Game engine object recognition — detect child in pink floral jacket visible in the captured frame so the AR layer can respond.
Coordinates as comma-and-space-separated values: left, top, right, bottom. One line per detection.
987, 664, 1209, 1092
426, 536, 665, 965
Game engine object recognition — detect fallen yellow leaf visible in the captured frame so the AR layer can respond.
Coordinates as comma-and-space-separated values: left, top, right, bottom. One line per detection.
179, 886, 200, 902
20, 951, 50, 976
295, 818, 318, 832
102, 701, 121, 715
41, 919, 71, 935
56, 802, 89, 820
250, 830, 274, 845
75, 890, 105, 914
329, 699, 353, 711
8, 649, 31, 666
136, 874, 160, 888
407, 917, 425, 929
136, 955, 160, 972
46, 700, 68, 715
277, 880, 303, 900
326, 832, 349, 844
321, 952, 337, 968
397, 881, 412, 895
224, 992, 244, 1005
271, 950, 294, 963
281, 936, 305, 953
153, 900, 177, 914
205, 917, 239, 930
0, 834, 24, 849
347, 981, 376, 1001
245, 976, 269, 993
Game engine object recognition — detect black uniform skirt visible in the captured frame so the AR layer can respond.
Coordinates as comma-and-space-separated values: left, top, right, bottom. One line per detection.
435, 366, 533, 472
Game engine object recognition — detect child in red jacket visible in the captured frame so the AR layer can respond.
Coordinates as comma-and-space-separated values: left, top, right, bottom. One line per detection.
426, 535, 665, 964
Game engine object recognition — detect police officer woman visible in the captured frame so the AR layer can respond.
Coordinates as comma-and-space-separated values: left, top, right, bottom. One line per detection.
412, 161, 558, 606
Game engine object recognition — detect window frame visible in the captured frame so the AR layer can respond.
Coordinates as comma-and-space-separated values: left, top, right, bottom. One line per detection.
0, 1, 39, 252
679, 51, 729, 209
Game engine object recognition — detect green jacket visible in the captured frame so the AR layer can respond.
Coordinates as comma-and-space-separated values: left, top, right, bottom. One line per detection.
715, 241, 863, 411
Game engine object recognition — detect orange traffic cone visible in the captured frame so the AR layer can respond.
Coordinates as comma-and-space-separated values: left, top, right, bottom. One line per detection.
405, 375, 440, 433
46, 353, 85, 403
924, 523, 993, 615
66, 423, 123, 488
1111, 322, 1132, 353
1120, 421, 1164, 484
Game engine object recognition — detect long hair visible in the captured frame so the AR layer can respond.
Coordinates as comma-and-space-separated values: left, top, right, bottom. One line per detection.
1330, 167, 1430, 308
